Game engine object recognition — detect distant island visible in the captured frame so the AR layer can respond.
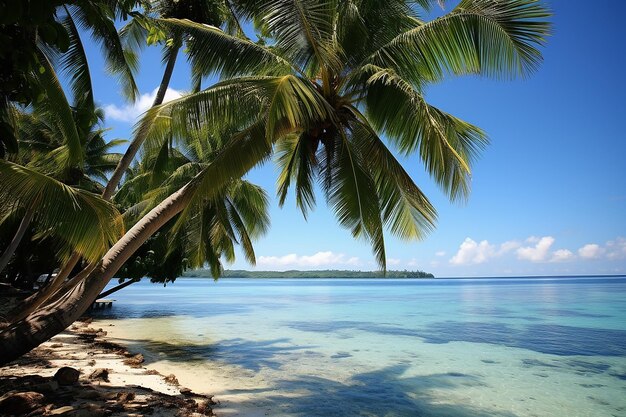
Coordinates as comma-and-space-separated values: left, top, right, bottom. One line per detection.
182, 269, 435, 279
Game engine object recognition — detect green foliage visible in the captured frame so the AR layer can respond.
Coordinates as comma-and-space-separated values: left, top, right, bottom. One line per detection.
0, 0, 140, 157
115, 118, 271, 282
0, 160, 124, 263
151, 0, 550, 271
183, 269, 435, 279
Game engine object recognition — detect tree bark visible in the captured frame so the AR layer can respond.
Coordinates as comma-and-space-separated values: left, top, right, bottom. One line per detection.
102, 44, 180, 200
0, 203, 36, 274
1, 253, 87, 328
9, 44, 185, 322
0, 182, 191, 365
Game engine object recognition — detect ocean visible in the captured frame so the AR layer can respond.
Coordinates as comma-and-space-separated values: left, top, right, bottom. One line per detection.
92, 276, 626, 416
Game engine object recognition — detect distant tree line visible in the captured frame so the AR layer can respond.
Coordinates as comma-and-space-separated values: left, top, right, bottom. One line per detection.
183, 269, 434, 279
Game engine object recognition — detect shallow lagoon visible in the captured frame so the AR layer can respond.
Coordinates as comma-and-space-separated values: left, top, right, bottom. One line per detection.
93, 277, 626, 416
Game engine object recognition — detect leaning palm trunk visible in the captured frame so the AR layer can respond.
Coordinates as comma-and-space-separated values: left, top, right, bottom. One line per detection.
2, 46, 183, 325
0, 181, 191, 365
1, 253, 88, 328
0, 201, 37, 274
103, 44, 179, 200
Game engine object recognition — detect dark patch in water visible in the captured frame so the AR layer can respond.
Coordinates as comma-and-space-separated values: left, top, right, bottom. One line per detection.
481, 359, 498, 364
579, 383, 606, 388
330, 352, 352, 359
231, 365, 511, 417
610, 372, 626, 381
446, 372, 468, 377
286, 320, 423, 338
110, 337, 311, 372
565, 360, 611, 375
535, 308, 612, 318
419, 321, 626, 356
587, 396, 611, 406
522, 359, 559, 368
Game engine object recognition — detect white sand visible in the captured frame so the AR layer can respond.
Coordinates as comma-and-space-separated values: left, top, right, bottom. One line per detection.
0, 323, 215, 416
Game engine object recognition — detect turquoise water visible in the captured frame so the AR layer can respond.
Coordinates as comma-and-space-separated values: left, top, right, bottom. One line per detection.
93, 277, 626, 416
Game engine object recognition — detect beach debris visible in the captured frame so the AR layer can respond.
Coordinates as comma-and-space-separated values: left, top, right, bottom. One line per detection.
123, 353, 144, 367
164, 374, 179, 385
0, 391, 45, 414
88, 368, 109, 382
116, 391, 136, 403
48, 405, 75, 415
54, 367, 80, 386
75, 388, 102, 400
31, 379, 60, 393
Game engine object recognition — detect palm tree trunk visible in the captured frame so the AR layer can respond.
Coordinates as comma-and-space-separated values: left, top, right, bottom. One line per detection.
0, 182, 192, 365
102, 44, 180, 200
16, 44, 184, 321
1, 253, 87, 328
97, 277, 139, 299
0, 202, 37, 274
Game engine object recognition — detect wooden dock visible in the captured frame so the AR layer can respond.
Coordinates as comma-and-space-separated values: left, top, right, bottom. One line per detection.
91, 299, 114, 309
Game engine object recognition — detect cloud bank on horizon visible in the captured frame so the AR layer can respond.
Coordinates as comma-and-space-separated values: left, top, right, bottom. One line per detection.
250, 237, 626, 274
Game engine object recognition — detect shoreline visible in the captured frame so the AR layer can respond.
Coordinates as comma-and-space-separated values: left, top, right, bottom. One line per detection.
0, 318, 216, 416
90, 317, 268, 417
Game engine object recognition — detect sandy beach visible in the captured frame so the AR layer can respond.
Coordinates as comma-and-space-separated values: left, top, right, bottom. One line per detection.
0, 318, 216, 416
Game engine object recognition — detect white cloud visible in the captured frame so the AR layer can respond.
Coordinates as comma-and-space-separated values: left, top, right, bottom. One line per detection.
407, 258, 420, 267
516, 236, 555, 262
551, 249, 574, 262
578, 243, 603, 259
449, 238, 524, 266
387, 258, 401, 266
435, 251, 446, 257
499, 240, 521, 254
104, 87, 184, 123
444, 235, 626, 269
257, 251, 360, 269
606, 238, 626, 260
449, 238, 496, 265
517, 236, 554, 262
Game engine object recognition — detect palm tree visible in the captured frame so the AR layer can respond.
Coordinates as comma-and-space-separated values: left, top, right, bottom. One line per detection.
0, 106, 125, 275
0, 0, 550, 364
114, 125, 270, 281
0, 0, 137, 313
103, 0, 237, 199
142, 0, 551, 268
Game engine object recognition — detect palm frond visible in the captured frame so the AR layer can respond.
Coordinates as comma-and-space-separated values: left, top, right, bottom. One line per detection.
0, 160, 124, 262
328, 129, 386, 270
60, 7, 95, 113
35, 50, 84, 169
275, 133, 317, 217
70, 1, 140, 101
157, 18, 294, 79
366, 0, 551, 83
361, 66, 487, 201
350, 117, 437, 240
235, 0, 341, 76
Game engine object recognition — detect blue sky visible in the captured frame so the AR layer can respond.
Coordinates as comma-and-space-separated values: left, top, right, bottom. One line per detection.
88, 0, 626, 277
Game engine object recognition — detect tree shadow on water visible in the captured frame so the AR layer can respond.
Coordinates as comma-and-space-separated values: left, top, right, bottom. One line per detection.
228, 364, 518, 417
113, 337, 315, 372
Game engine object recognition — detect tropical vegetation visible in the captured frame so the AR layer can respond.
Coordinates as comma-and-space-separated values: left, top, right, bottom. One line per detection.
185, 269, 435, 279
0, 0, 550, 364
